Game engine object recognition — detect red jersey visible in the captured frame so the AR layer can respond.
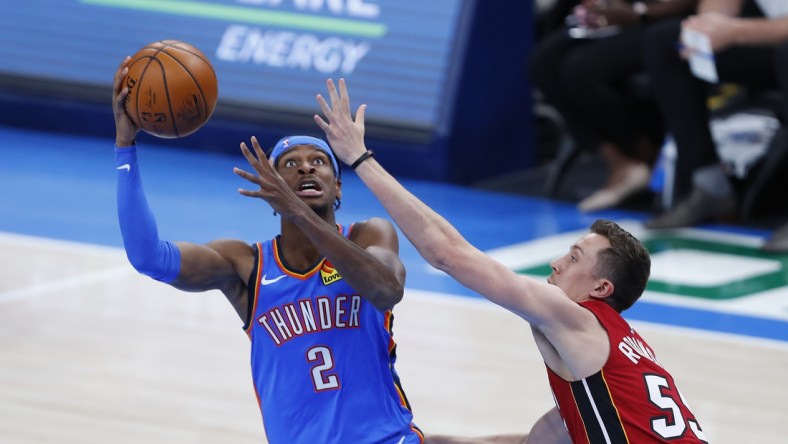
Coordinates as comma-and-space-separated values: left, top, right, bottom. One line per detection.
547, 300, 707, 443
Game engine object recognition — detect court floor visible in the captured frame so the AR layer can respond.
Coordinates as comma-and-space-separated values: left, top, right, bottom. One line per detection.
1, 125, 787, 443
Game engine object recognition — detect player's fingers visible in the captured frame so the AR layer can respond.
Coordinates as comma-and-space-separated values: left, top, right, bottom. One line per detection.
233, 167, 255, 181
113, 86, 129, 116
113, 58, 131, 93
114, 57, 129, 82
233, 167, 268, 190
240, 139, 261, 161
326, 78, 340, 108
316, 93, 332, 117
314, 114, 329, 130
355, 104, 366, 128
113, 87, 123, 107
113, 68, 124, 92
251, 136, 267, 161
237, 187, 262, 198
239, 142, 259, 167
244, 137, 277, 173
338, 78, 351, 115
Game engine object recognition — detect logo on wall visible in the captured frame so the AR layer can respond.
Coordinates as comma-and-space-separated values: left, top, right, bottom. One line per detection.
215, 0, 385, 75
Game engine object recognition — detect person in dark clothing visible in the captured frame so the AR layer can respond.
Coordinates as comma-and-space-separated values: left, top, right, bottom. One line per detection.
531, 0, 697, 212
642, 0, 788, 235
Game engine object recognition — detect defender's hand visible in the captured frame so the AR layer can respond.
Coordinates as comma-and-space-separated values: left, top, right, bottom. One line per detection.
314, 78, 368, 165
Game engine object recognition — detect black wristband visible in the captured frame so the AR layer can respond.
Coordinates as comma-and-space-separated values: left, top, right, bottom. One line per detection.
350, 150, 375, 170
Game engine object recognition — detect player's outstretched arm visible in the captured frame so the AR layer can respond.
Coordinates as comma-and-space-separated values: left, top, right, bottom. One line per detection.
313, 79, 571, 323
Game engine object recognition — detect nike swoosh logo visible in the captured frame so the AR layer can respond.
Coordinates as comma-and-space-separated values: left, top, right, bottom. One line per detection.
116, 164, 131, 172
260, 274, 287, 286
396, 437, 405, 444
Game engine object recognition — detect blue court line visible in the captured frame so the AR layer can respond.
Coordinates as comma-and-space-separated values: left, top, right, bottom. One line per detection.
626, 301, 787, 343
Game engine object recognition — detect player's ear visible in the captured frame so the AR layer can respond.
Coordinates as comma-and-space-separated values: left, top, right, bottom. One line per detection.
591, 279, 614, 299
335, 179, 342, 200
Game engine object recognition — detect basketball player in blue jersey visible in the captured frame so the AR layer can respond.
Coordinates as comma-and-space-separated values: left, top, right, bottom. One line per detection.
111, 57, 424, 444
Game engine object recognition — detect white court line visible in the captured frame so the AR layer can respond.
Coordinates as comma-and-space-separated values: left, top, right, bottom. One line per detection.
0, 231, 123, 256
0, 266, 135, 305
0, 232, 134, 304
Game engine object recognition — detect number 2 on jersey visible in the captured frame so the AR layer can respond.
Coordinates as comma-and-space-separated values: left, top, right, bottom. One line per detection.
307, 345, 340, 391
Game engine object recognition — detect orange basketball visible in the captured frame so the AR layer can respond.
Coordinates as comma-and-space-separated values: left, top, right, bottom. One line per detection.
123, 40, 218, 139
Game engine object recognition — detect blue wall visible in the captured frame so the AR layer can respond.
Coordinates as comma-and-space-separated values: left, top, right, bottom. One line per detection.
0, 0, 534, 184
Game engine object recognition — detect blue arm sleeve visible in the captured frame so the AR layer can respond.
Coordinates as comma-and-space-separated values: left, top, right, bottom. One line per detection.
115, 145, 181, 283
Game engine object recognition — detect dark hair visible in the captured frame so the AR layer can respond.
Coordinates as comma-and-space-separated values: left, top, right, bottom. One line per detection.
589, 219, 650, 312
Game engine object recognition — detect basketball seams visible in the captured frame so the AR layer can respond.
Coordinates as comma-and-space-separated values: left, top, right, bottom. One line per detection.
126, 54, 157, 136
133, 55, 175, 137
155, 40, 216, 137
123, 40, 217, 139
157, 49, 209, 128
148, 42, 184, 137
159, 41, 218, 106
155, 57, 180, 138
159, 40, 217, 76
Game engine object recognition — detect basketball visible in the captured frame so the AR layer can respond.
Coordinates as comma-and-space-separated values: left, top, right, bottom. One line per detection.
123, 40, 218, 139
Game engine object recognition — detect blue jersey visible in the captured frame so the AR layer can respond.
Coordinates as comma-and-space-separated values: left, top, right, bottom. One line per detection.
244, 224, 423, 444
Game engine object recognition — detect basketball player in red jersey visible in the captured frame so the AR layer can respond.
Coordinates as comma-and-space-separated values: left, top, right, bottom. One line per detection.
313, 78, 708, 443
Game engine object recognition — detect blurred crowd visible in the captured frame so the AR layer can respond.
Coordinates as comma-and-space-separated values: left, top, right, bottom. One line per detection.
530, 0, 788, 251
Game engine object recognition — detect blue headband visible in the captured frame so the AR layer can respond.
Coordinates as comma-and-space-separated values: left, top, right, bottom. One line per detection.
269, 135, 341, 179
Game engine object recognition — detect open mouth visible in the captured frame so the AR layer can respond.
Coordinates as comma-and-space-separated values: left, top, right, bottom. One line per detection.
296, 179, 323, 197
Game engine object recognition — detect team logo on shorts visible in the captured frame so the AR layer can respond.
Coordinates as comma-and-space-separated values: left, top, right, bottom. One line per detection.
320, 260, 342, 285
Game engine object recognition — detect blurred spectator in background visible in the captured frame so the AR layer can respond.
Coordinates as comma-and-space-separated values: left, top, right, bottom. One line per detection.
534, 0, 578, 39
531, 0, 698, 212
642, 0, 788, 240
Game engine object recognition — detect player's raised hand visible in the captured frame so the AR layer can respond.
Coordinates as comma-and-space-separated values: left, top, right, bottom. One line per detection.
112, 56, 139, 147
314, 78, 368, 165
234, 136, 301, 217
